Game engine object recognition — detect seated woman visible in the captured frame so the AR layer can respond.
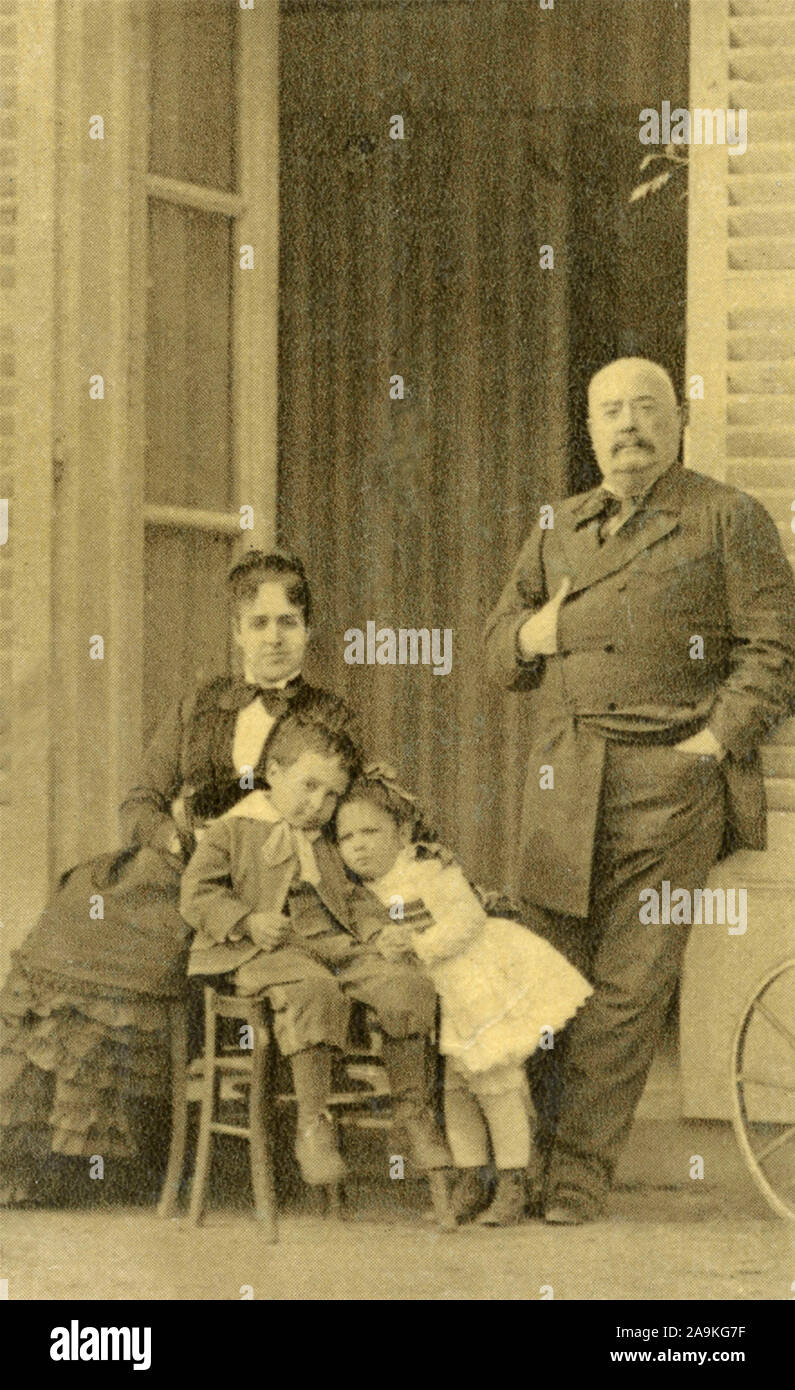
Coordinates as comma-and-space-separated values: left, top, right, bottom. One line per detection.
0, 550, 361, 1205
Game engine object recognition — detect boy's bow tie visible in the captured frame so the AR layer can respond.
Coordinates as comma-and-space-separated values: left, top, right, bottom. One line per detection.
261, 819, 321, 886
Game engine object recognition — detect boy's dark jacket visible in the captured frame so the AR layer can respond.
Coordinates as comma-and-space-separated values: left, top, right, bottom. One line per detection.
181, 817, 358, 977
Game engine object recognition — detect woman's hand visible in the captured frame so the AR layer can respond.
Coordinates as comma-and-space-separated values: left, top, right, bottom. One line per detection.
246, 911, 292, 950
149, 816, 183, 859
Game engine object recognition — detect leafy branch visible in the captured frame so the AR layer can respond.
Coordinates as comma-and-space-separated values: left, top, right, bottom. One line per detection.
629, 144, 688, 204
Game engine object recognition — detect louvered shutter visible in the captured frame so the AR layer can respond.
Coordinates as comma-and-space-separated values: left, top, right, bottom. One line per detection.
688, 0, 795, 808
683, 0, 795, 1120
728, 0, 795, 809
0, 7, 17, 811
0, 2, 57, 983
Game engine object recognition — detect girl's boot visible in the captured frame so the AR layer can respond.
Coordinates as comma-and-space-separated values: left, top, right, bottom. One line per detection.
441, 1166, 493, 1228
476, 1168, 528, 1225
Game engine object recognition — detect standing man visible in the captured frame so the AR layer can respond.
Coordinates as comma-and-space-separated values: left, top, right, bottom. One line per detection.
484, 357, 795, 1223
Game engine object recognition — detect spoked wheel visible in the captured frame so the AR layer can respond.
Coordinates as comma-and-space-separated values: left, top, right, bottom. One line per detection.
731, 958, 795, 1222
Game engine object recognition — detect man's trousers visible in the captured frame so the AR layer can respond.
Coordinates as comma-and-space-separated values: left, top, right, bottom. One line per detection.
526, 740, 725, 1214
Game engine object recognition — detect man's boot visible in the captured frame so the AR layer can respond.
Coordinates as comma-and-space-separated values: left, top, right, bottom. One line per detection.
291, 1046, 346, 1186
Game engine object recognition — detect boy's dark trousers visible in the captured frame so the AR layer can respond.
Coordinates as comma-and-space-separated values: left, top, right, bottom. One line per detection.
233, 903, 448, 1175
232, 882, 435, 1050
526, 741, 725, 1215
234, 926, 436, 1052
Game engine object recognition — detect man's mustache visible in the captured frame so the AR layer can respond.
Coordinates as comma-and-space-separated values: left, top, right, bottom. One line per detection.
612, 437, 654, 457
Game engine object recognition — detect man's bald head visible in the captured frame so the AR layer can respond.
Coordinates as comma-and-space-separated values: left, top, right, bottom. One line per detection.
587, 357, 683, 499
588, 358, 678, 412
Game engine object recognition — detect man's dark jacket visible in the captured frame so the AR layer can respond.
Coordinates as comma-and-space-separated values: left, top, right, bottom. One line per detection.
484, 465, 795, 917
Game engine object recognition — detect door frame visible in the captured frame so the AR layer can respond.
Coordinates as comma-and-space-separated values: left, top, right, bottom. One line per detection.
49, 0, 279, 874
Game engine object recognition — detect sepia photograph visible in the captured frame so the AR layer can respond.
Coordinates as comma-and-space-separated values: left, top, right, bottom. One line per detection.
0, 0, 793, 1333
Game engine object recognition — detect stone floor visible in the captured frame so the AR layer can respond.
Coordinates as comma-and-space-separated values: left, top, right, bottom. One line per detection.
1, 1119, 791, 1302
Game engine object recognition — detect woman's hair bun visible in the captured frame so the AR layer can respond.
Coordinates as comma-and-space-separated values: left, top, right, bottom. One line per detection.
227, 549, 312, 623
227, 548, 307, 584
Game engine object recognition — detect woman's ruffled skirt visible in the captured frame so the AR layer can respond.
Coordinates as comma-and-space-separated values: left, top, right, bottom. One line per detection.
0, 962, 172, 1199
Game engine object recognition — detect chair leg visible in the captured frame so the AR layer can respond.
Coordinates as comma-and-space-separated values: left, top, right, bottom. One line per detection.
247, 1010, 278, 1243
189, 988, 218, 1226
157, 1000, 190, 1219
427, 1169, 451, 1225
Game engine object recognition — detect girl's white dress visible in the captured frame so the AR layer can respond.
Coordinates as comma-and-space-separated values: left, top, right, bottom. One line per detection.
369, 846, 593, 1074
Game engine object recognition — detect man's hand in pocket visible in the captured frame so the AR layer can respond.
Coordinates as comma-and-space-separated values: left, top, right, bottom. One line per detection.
245, 911, 292, 950
673, 729, 725, 761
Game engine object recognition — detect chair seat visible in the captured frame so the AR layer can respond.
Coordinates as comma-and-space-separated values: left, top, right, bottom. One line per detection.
212, 993, 263, 1018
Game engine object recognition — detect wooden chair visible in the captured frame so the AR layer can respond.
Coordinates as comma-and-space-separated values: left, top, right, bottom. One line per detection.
158, 985, 445, 1236
157, 987, 277, 1239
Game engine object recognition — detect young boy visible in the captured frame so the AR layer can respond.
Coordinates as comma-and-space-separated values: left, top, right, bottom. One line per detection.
180, 714, 449, 1187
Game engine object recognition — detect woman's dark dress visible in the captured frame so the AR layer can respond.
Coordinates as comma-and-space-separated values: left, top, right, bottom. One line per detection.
0, 675, 356, 1197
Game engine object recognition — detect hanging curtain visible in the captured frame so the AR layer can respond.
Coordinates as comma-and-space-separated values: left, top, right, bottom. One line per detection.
278, 0, 688, 889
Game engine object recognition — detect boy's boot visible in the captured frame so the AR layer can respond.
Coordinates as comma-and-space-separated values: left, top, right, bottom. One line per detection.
381, 1034, 452, 1170
476, 1168, 528, 1226
441, 1166, 493, 1229
291, 1046, 346, 1186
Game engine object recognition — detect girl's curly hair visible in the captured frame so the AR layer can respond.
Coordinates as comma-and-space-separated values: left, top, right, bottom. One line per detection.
334, 764, 437, 844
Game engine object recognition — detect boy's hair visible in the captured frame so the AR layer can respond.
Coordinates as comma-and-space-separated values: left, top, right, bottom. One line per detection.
266, 713, 360, 779
227, 549, 312, 624
335, 767, 436, 843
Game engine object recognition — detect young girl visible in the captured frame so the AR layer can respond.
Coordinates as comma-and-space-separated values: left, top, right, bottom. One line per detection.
335, 769, 593, 1227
